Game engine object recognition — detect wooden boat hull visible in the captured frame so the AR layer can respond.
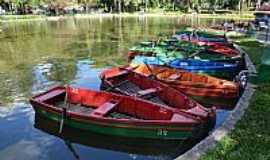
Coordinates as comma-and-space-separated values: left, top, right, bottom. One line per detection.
168, 59, 239, 79
100, 65, 240, 108
33, 106, 198, 140
34, 114, 196, 156
208, 45, 240, 57
174, 30, 227, 43
128, 40, 241, 63
131, 56, 239, 79
100, 80, 236, 108
190, 95, 238, 109
30, 86, 216, 140
128, 50, 244, 67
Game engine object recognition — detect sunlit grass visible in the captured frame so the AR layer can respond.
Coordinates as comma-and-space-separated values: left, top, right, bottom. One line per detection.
201, 38, 270, 160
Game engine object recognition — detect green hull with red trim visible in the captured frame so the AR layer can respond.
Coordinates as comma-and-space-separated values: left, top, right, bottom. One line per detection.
34, 106, 199, 140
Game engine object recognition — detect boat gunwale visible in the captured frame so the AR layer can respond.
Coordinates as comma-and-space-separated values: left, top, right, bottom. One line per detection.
100, 70, 214, 116
30, 86, 205, 127
32, 104, 198, 132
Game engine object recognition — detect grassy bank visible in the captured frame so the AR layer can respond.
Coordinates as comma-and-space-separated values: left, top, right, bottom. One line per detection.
0, 12, 254, 23
0, 14, 46, 22
201, 38, 270, 160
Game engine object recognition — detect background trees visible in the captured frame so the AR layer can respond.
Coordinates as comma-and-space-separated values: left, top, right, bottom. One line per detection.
0, 0, 268, 14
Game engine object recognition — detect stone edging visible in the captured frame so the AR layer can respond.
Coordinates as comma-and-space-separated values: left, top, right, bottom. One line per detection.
234, 44, 257, 74
175, 46, 257, 160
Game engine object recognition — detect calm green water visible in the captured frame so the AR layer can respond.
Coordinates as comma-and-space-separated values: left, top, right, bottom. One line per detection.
0, 16, 229, 160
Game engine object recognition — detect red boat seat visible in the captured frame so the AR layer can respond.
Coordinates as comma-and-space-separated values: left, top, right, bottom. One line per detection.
91, 100, 119, 117
137, 88, 161, 97
171, 113, 196, 123
168, 74, 181, 80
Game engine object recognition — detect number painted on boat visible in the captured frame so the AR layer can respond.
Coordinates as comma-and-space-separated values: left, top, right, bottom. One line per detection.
157, 129, 168, 136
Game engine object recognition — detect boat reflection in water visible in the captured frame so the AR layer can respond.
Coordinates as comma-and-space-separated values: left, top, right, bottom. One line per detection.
34, 113, 204, 159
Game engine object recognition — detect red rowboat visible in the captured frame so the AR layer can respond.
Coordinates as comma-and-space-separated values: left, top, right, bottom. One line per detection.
100, 66, 215, 115
207, 45, 240, 56
30, 86, 215, 140
100, 64, 240, 108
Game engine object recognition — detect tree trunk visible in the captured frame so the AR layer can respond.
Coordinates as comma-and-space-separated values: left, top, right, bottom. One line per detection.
118, 0, 121, 14
214, 0, 218, 13
239, 0, 245, 13
114, 0, 117, 12
146, 0, 148, 12
256, 0, 261, 9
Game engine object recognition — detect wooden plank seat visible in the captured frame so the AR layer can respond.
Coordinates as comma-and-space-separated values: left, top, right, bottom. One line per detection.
155, 68, 168, 75
119, 66, 138, 71
168, 74, 182, 80
171, 114, 195, 122
91, 100, 120, 117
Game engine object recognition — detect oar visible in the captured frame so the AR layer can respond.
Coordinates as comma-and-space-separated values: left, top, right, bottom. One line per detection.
144, 62, 154, 75
188, 50, 201, 58
119, 65, 139, 72
59, 107, 67, 134
105, 80, 129, 92
65, 140, 80, 160
59, 86, 69, 134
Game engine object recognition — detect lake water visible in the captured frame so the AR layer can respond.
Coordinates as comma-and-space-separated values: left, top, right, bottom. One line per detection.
0, 16, 231, 160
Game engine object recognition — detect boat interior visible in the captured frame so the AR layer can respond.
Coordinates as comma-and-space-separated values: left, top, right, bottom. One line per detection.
34, 87, 196, 122
104, 71, 193, 110
134, 65, 209, 82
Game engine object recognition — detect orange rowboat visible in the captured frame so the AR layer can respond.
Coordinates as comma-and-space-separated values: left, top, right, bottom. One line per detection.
100, 64, 240, 108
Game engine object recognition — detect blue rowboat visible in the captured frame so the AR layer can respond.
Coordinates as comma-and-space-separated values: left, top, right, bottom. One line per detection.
131, 56, 239, 79
169, 59, 237, 71
168, 59, 239, 79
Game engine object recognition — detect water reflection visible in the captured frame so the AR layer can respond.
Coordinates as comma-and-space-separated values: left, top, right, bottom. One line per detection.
0, 17, 228, 160
34, 114, 191, 160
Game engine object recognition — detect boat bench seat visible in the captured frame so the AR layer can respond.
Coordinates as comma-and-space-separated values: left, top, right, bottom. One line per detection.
137, 88, 161, 97
168, 74, 181, 80
36, 89, 66, 102
91, 100, 119, 117
171, 114, 193, 122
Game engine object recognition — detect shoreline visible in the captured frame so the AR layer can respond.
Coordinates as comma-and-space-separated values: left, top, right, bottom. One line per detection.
0, 12, 254, 23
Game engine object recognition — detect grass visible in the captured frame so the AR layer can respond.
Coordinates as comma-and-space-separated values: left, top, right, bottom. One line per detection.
0, 14, 46, 22
0, 14, 45, 20
201, 38, 270, 160
194, 13, 254, 20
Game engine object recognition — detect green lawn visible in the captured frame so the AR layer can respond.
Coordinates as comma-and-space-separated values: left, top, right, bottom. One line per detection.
201, 38, 270, 160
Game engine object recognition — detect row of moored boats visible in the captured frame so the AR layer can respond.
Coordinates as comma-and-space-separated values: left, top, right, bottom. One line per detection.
30, 29, 248, 141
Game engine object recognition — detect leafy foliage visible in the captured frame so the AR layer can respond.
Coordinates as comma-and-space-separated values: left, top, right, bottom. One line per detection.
0, 0, 262, 14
